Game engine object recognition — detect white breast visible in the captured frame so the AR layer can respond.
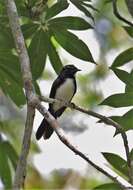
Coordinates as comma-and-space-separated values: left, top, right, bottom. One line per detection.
53, 78, 75, 112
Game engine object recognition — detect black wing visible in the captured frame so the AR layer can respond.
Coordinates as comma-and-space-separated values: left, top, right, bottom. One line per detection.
49, 76, 66, 117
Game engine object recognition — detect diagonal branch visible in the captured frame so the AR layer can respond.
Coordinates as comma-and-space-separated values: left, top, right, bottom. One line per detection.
40, 96, 133, 184
36, 101, 133, 190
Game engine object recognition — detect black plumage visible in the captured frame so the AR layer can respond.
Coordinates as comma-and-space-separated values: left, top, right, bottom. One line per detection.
36, 65, 80, 140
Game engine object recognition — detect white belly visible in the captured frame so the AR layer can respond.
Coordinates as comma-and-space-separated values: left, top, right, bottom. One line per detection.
53, 78, 75, 111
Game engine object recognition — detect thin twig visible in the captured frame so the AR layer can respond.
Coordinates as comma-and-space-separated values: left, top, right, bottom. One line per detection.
39, 96, 125, 130
40, 96, 133, 184
112, 0, 133, 27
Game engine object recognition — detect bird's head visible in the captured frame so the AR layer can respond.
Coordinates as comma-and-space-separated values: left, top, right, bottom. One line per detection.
60, 65, 81, 77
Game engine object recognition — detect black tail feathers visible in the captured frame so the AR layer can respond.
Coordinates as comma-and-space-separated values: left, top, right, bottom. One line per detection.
36, 118, 54, 140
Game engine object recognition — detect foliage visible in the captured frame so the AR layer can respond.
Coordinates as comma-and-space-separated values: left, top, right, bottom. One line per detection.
102, 152, 128, 178
0, 0, 133, 189
25, 168, 101, 189
0, 138, 18, 188
93, 182, 122, 190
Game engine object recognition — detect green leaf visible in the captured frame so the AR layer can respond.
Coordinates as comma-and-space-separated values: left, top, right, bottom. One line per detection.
79, 0, 92, 1
130, 149, 133, 160
111, 109, 133, 133
0, 16, 9, 25
112, 68, 133, 90
0, 69, 25, 106
47, 35, 63, 74
111, 48, 133, 68
125, 85, 133, 92
28, 29, 47, 80
125, 71, 133, 92
82, 3, 98, 12
25, 0, 36, 7
45, 0, 69, 20
0, 25, 14, 49
0, 141, 12, 189
94, 183, 122, 190
15, 0, 29, 17
105, 0, 113, 3
30, 141, 41, 154
102, 152, 128, 177
0, 50, 22, 84
0, 50, 25, 106
3, 141, 18, 170
52, 28, 95, 63
21, 23, 39, 39
33, 80, 41, 95
100, 92, 133, 107
123, 26, 133, 38
49, 16, 93, 30
70, 0, 94, 21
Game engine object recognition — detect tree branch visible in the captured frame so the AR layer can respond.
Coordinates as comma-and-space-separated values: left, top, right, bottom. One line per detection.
5, 0, 133, 189
40, 96, 133, 184
112, 0, 133, 27
13, 105, 35, 189
5, 0, 35, 189
5, 0, 35, 100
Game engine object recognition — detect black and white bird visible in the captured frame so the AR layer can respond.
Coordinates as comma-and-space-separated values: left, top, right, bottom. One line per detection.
36, 64, 80, 140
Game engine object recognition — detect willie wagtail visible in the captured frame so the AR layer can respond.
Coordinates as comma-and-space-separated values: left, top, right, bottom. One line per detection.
36, 64, 80, 140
